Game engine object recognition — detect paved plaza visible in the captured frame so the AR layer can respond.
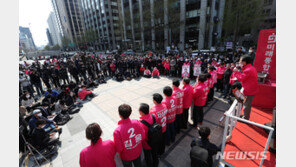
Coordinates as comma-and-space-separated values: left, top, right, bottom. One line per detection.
24, 76, 230, 167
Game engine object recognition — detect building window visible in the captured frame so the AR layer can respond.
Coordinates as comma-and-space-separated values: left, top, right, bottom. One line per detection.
186, 10, 199, 18
113, 16, 119, 20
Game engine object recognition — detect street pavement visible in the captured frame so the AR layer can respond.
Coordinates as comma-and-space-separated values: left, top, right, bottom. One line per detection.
23, 76, 230, 167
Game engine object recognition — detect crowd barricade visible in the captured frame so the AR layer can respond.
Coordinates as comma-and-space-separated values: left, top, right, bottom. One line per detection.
219, 89, 274, 167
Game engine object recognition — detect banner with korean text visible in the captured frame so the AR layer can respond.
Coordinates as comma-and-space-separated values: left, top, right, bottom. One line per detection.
254, 29, 276, 81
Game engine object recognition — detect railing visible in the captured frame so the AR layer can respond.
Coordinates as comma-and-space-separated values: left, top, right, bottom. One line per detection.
220, 90, 274, 167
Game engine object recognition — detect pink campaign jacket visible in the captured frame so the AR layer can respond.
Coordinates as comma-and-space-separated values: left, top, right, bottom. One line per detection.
234, 64, 259, 95
162, 96, 177, 123
182, 84, 193, 109
113, 118, 145, 161
207, 77, 214, 88
216, 66, 226, 79
79, 139, 116, 167
172, 87, 184, 115
193, 82, 208, 107
150, 103, 168, 133
209, 70, 217, 84
229, 71, 240, 85
139, 114, 156, 150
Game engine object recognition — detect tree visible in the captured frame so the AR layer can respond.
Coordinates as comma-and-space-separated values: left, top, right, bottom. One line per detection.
222, 0, 266, 48
52, 44, 61, 50
62, 37, 71, 48
43, 45, 51, 50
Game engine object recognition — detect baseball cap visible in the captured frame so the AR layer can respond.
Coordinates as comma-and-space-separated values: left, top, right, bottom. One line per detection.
33, 109, 41, 114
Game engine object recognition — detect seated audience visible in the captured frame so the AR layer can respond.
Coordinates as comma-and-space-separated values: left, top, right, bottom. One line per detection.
78, 85, 95, 100
152, 67, 160, 78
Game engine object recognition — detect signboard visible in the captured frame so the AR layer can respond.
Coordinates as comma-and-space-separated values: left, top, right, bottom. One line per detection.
254, 29, 276, 81
182, 64, 190, 78
193, 63, 201, 76
226, 42, 233, 49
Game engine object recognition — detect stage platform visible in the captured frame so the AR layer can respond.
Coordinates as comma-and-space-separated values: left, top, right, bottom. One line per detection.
223, 107, 276, 167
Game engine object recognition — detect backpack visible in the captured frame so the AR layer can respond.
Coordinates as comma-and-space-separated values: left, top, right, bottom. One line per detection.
141, 115, 163, 148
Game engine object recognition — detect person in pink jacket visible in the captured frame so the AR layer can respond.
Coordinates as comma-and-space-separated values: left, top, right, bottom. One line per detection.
113, 104, 145, 167
172, 79, 184, 134
206, 73, 214, 102
192, 74, 208, 128
138, 103, 159, 167
152, 67, 160, 78
162, 86, 177, 145
216, 63, 226, 92
79, 123, 116, 167
150, 93, 167, 156
233, 55, 259, 120
182, 77, 193, 129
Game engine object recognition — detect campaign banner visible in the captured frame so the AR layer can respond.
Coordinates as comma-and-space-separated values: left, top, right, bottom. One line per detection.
254, 29, 276, 81
193, 63, 201, 76
182, 64, 190, 78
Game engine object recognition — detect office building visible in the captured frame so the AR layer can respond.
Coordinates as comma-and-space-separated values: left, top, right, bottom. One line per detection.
19, 26, 36, 51
47, 12, 63, 46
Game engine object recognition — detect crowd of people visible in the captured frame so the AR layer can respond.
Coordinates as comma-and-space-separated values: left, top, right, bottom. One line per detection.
19, 47, 258, 166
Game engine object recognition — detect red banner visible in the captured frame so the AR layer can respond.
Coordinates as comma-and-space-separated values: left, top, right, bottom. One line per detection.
254, 29, 276, 81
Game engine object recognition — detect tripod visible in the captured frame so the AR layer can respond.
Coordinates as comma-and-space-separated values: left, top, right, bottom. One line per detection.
20, 133, 52, 167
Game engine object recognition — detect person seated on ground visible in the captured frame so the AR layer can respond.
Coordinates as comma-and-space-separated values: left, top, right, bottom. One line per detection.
28, 109, 58, 133
19, 105, 29, 118
132, 68, 140, 78
80, 123, 116, 167
81, 78, 98, 89
115, 70, 124, 82
37, 102, 56, 119
152, 67, 160, 78
31, 119, 60, 150
42, 94, 57, 111
143, 68, 151, 78
68, 81, 77, 91
124, 69, 132, 81
53, 100, 72, 125
140, 64, 145, 76
97, 72, 107, 84
21, 91, 36, 111
190, 127, 221, 167
78, 85, 96, 101
44, 89, 59, 99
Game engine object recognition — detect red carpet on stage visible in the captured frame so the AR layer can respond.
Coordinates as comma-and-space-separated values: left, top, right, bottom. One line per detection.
224, 107, 276, 167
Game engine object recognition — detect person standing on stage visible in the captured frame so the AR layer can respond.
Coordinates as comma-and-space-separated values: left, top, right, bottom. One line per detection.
233, 55, 258, 120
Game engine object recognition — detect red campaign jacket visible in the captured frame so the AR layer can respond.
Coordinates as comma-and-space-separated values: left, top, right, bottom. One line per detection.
204, 80, 210, 95
110, 64, 116, 71
234, 64, 259, 95
182, 84, 193, 109
211, 61, 219, 68
164, 62, 170, 70
229, 71, 240, 85
150, 103, 168, 133
78, 89, 92, 100
216, 66, 226, 79
192, 83, 207, 107
140, 67, 145, 72
152, 69, 159, 76
162, 96, 177, 123
209, 70, 217, 83
79, 139, 116, 167
139, 114, 155, 150
113, 118, 145, 161
172, 87, 184, 114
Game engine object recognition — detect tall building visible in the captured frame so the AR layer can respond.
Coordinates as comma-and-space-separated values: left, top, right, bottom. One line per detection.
51, 0, 85, 44
47, 12, 63, 46
117, 0, 225, 51
19, 26, 36, 51
46, 28, 54, 46
80, 0, 122, 50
